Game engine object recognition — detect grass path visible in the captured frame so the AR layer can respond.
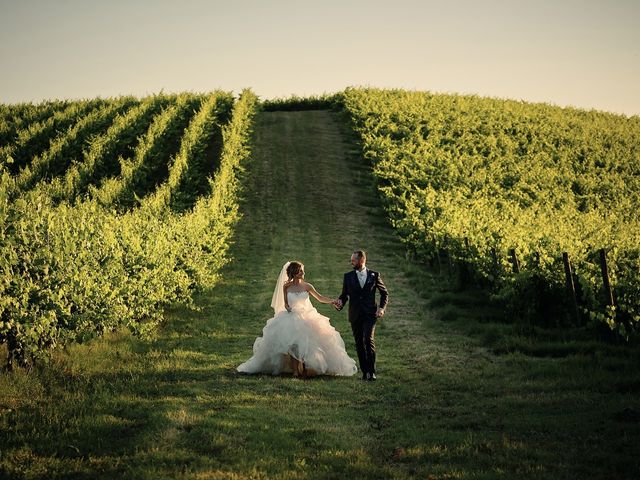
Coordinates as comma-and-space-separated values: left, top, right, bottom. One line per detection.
1, 110, 639, 479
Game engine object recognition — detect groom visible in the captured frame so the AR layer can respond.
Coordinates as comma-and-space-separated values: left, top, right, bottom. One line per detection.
334, 250, 389, 381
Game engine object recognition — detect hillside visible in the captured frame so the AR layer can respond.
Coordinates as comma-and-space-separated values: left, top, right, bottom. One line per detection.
1, 103, 639, 478
342, 87, 640, 337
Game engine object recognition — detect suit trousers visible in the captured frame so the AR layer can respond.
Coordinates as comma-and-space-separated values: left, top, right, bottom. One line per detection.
350, 315, 376, 375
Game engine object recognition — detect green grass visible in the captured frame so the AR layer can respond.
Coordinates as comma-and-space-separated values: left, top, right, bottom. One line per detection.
1, 110, 639, 479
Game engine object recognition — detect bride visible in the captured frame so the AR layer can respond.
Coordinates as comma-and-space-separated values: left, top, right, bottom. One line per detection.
237, 261, 357, 378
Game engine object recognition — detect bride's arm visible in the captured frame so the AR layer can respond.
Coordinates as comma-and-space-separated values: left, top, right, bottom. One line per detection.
307, 284, 334, 304
283, 281, 292, 312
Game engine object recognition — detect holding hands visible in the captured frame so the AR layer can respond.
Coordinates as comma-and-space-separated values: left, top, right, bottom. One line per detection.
330, 298, 383, 317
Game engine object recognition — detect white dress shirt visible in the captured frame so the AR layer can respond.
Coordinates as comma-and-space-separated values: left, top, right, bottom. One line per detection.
356, 267, 368, 288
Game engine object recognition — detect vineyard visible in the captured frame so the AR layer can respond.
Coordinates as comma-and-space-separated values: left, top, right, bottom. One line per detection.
341, 87, 640, 338
1, 86, 640, 370
1, 91, 639, 479
0, 89, 257, 369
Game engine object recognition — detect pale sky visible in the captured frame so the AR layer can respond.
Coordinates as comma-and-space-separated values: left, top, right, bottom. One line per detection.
1, 0, 639, 116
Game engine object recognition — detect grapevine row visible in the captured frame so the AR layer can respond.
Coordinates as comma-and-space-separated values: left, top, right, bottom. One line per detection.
0, 89, 257, 369
88, 93, 204, 210
0, 99, 105, 174
341, 87, 640, 338
37, 94, 171, 204
0, 99, 72, 148
8, 97, 139, 197
140, 91, 234, 213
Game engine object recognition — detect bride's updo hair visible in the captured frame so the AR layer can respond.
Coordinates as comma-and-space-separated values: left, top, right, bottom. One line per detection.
286, 261, 304, 280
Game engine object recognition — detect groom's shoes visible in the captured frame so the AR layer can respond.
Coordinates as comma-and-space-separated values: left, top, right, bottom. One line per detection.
362, 372, 368, 381
363, 372, 377, 381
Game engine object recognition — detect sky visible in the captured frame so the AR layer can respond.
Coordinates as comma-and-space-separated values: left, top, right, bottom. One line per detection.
1, 0, 639, 116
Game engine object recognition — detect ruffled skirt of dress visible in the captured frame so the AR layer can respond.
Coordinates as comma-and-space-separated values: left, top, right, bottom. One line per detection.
237, 307, 357, 376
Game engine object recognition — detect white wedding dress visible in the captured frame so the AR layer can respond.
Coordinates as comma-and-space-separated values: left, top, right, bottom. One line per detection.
237, 289, 358, 376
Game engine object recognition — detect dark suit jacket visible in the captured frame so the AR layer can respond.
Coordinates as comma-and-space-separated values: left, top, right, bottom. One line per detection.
338, 269, 389, 322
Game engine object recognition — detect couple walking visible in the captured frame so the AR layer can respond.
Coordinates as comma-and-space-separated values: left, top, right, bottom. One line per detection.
237, 250, 389, 380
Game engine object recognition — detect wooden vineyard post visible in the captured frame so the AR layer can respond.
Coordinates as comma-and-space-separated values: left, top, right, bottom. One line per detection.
562, 252, 580, 325
599, 248, 615, 307
509, 249, 520, 274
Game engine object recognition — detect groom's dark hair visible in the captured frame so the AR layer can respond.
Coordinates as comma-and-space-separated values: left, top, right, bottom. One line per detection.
353, 250, 366, 261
